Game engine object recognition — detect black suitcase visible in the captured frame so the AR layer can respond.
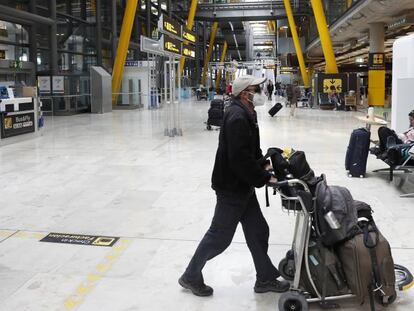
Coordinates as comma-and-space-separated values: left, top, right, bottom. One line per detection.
210, 99, 224, 110
268, 103, 283, 117
345, 128, 371, 177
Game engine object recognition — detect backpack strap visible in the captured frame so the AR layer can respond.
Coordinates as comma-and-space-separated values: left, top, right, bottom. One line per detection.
362, 221, 383, 311
265, 185, 270, 207
263, 148, 283, 207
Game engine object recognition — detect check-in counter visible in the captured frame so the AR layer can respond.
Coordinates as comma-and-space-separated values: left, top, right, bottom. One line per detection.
0, 96, 41, 145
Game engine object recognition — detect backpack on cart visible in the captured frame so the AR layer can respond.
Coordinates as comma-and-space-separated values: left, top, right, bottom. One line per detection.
337, 201, 397, 306
263, 148, 322, 208
315, 178, 359, 246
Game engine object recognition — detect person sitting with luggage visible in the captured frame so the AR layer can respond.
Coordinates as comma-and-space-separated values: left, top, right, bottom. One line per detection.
374, 110, 414, 154
179, 75, 289, 297
329, 89, 341, 110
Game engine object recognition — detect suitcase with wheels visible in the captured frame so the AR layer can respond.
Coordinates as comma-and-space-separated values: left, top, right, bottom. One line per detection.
345, 128, 371, 177
268, 102, 283, 117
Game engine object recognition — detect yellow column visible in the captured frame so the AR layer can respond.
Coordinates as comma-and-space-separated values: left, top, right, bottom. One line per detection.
179, 0, 198, 74
283, 0, 310, 87
215, 41, 228, 91
201, 22, 219, 86
368, 23, 385, 106
310, 0, 338, 73
368, 70, 385, 106
347, 0, 353, 8
307, 65, 314, 86
112, 0, 139, 105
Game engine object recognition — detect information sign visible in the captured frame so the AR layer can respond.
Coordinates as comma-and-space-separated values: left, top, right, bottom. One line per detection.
183, 43, 195, 59
163, 35, 182, 56
1, 112, 35, 138
160, 15, 182, 38
183, 29, 196, 44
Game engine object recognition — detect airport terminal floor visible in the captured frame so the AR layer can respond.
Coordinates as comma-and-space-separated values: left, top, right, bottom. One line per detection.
0, 97, 413, 311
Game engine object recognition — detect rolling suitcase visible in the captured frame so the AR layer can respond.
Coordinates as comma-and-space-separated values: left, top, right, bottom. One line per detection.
345, 128, 371, 177
268, 102, 283, 117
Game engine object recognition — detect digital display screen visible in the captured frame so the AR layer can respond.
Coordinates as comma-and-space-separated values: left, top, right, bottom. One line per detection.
183, 29, 196, 44
183, 43, 195, 59
163, 36, 182, 55
162, 15, 182, 38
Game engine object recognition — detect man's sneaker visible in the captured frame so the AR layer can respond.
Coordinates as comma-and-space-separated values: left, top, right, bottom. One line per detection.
178, 275, 213, 297
254, 279, 290, 293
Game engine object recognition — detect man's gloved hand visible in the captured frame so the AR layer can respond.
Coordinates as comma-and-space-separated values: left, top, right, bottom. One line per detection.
269, 175, 278, 184
264, 162, 273, 171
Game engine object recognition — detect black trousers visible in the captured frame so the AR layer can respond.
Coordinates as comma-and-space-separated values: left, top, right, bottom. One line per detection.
184, 190, 280, 284
378, 126, 403, 151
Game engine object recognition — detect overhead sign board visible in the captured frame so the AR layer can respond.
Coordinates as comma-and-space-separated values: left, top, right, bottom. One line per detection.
280, 66, 295, 71
388, 14, 414, 30
323, 78, 342, 93
317, 73, 348, 94
163, 35, 182, 56
160, 15, 182, 39
183, 43, 195, 59
183, 28, 196, 44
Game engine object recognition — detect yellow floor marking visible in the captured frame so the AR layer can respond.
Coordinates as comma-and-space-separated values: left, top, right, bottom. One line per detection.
64, 238, 131, 311
14, 231, 46, 239
0, 230, 16, 239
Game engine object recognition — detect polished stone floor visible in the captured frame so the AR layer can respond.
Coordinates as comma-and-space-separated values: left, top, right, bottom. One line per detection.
0, 97, 413, 311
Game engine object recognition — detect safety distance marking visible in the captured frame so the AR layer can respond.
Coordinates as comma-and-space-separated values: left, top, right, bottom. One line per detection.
40, 233, 119, 247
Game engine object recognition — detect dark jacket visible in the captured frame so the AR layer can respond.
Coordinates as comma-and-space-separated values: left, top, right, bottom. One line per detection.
211, 99, 271, 193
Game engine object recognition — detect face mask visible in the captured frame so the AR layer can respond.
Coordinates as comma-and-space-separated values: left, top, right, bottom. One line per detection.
249, 92, 266, 107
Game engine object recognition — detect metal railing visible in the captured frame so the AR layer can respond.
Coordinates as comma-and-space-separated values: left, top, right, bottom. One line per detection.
39, 91, 156, 115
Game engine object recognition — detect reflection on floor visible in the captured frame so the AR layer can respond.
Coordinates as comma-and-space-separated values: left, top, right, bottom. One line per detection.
0, 97, 413, 311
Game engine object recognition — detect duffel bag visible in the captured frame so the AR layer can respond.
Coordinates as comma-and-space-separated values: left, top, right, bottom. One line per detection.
336, 203, 396, 306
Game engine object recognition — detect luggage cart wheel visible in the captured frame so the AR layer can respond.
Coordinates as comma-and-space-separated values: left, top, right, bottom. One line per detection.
375, 293, 397, 306
278, 292, 308, 311
278, 258, 295, 281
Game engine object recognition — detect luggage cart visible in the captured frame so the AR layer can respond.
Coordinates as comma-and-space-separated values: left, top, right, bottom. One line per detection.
271, 179, 414, 311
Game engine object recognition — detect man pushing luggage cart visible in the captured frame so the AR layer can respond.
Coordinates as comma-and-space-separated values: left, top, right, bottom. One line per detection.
179, 75, 290, 297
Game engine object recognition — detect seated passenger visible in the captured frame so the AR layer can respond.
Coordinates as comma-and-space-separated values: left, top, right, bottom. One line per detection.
376, 110, 414, 153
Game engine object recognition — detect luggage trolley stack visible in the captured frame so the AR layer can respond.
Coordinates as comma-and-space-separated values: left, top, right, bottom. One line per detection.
270, 177, 414, 311
206, 99, 224, 130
